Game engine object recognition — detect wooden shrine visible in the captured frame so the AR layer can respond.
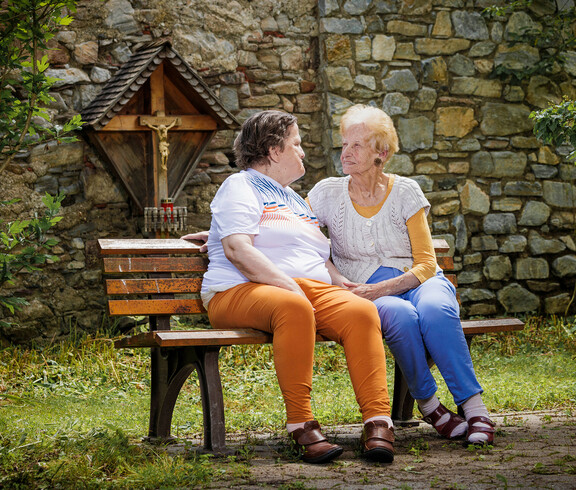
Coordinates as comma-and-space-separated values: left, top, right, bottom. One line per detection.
81, 40, 239, 230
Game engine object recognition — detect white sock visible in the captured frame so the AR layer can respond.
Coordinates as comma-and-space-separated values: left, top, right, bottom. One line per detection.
417, 395, 467, 438
461, 393, 492, 443
417, 395, 440, 417
364, 415, 394, 429
286, 421, 307, 433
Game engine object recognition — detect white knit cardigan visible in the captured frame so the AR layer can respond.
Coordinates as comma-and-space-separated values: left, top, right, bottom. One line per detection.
308, 175, 432, 284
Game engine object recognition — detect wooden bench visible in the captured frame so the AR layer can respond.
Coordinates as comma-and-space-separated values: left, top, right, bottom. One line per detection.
98, 238, 524, 452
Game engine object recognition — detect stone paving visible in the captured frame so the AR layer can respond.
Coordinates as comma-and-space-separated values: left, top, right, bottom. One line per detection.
172, 409, 576, 489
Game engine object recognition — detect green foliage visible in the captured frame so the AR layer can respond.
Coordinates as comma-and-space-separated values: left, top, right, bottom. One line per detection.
530, 98, 576, 159
0, 0, 83, 173
484, 0, 576, 82
0, 193, 64, 327
0, 318, 574, 486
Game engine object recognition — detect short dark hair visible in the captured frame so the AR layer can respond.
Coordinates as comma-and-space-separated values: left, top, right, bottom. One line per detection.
233, 110, 297, 170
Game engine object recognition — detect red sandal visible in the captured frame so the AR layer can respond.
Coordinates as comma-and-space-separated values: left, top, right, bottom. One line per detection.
466, 416, 495, 445
422, 403, 467, 440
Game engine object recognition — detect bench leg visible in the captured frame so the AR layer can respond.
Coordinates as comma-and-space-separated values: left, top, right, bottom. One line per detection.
147, 346, 227, 452
391, 361, 420, 426
391, 357, 435, 425
195, 347, 227, 452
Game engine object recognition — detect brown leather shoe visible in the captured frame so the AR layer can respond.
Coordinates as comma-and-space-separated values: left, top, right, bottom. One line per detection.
289, 421, 343, 464
361, 420, 395, 463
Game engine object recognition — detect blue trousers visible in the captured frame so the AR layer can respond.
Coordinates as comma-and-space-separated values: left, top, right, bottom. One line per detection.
367, 267, 483, 405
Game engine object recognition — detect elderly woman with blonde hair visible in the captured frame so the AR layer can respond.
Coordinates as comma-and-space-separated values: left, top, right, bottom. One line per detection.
307, 104, 495, 446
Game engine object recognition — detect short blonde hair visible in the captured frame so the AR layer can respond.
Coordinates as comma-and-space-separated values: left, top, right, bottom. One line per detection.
340, 104, 399, 164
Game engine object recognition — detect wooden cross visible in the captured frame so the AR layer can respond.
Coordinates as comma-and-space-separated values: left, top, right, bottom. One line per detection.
98, 64, 218, 207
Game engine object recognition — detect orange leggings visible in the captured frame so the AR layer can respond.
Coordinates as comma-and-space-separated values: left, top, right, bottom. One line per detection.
207, 278, 390, 423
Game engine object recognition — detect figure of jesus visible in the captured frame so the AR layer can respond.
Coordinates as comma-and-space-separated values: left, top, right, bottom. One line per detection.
143, 119, 178, 170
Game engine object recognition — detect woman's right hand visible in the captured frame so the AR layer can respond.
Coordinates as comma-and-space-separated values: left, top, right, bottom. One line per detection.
182, 231, 209, 252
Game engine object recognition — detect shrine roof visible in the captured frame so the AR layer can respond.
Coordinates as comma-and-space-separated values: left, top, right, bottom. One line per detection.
80, 40, 239, 131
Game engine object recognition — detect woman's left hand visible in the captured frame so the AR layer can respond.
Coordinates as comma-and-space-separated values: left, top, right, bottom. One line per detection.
342, 281, 382, 301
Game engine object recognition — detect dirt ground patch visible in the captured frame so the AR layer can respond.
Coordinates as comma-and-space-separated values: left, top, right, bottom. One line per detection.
172, 409, 576, 489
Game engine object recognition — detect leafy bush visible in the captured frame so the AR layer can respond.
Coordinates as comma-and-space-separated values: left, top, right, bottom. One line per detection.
530, 98, 576, 160
0, 193, 64, 328
0, 0, 82, 174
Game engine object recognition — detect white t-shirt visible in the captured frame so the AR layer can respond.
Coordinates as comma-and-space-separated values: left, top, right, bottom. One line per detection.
201, 168, 331, 306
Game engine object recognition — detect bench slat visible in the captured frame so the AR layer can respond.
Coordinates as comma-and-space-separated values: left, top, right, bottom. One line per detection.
103, 257, 209, 274
436, 256, 454, 270
114, 329, 330, 348
461, 318, 524, 335
99, 238, 203, 255
106, 278, 202, 295
431, 238, 449, 254
114, 318, 523, 348
109, 299, 205, 315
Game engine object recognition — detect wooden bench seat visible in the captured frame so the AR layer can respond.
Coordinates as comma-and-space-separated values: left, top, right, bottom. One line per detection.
99, 238, 524, 452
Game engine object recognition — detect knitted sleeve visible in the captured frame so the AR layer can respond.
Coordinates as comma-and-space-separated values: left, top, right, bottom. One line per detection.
399, 177, 431, 221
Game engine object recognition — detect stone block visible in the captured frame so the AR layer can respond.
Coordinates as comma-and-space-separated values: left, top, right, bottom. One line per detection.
422, 57, 449, 86
515, 258, 549, 280
483, 213, 517, 234
480, 103, 533, 136
459, 287, 496, 303
457, 270, 483, 284
373, 35, 396, 61
355, 36, 372, 61
494, 43, 540, 73
432, 200, 460, 215
414, 38, 471, 56
386, 154, 414, 175
552, 255, 576, 277
435, 107, 477, 137
492, 198, 522, 212
382, 93, 410, 115
320, 18, 364, 34
484, 255, 512, 281
531, 164, 558, 179
518, 201, 551, 226
503, 181, 543, 196
387, 20, 427, 37
398, 116, 434, 152
325, 66, 354, 91
497, 283, 540, 313
452, 77, 502, 98
528, 231, 566, 255
471, 235, 498, 251
324, 34, 353, 62
415, 162, 447, 174
500, 235, 528, 253
545, 293, 571, 314
432, 11, 452, 38
343, 0, 372, 14
448, 54, 475, 76
451, 11, 489, 40
413, 87, 437, 110
461, 180, 490, 215
543, 181, 576, 208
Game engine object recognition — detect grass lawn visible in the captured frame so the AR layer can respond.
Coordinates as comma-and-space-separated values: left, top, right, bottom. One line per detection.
0, 315, 574, 487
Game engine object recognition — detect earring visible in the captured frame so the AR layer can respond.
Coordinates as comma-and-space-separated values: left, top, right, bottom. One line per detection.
374, 157, 383, 166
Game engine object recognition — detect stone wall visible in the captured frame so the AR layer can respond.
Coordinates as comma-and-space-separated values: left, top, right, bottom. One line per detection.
1, 0, 575, 344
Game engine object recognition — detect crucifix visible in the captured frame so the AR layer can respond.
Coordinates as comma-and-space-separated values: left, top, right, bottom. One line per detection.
82, 41, 239, 236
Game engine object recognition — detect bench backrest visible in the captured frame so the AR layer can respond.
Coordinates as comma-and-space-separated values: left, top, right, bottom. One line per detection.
99, 238, 454, 320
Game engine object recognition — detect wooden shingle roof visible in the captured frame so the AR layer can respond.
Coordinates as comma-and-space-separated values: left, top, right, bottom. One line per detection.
81, 40, 238, 131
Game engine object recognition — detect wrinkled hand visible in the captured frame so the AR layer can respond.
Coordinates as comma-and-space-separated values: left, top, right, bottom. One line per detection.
182, 231, 209, 252
342, 281, 382, 301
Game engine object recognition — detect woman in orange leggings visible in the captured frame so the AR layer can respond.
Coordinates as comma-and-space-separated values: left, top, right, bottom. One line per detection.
186, 111, 394, 464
